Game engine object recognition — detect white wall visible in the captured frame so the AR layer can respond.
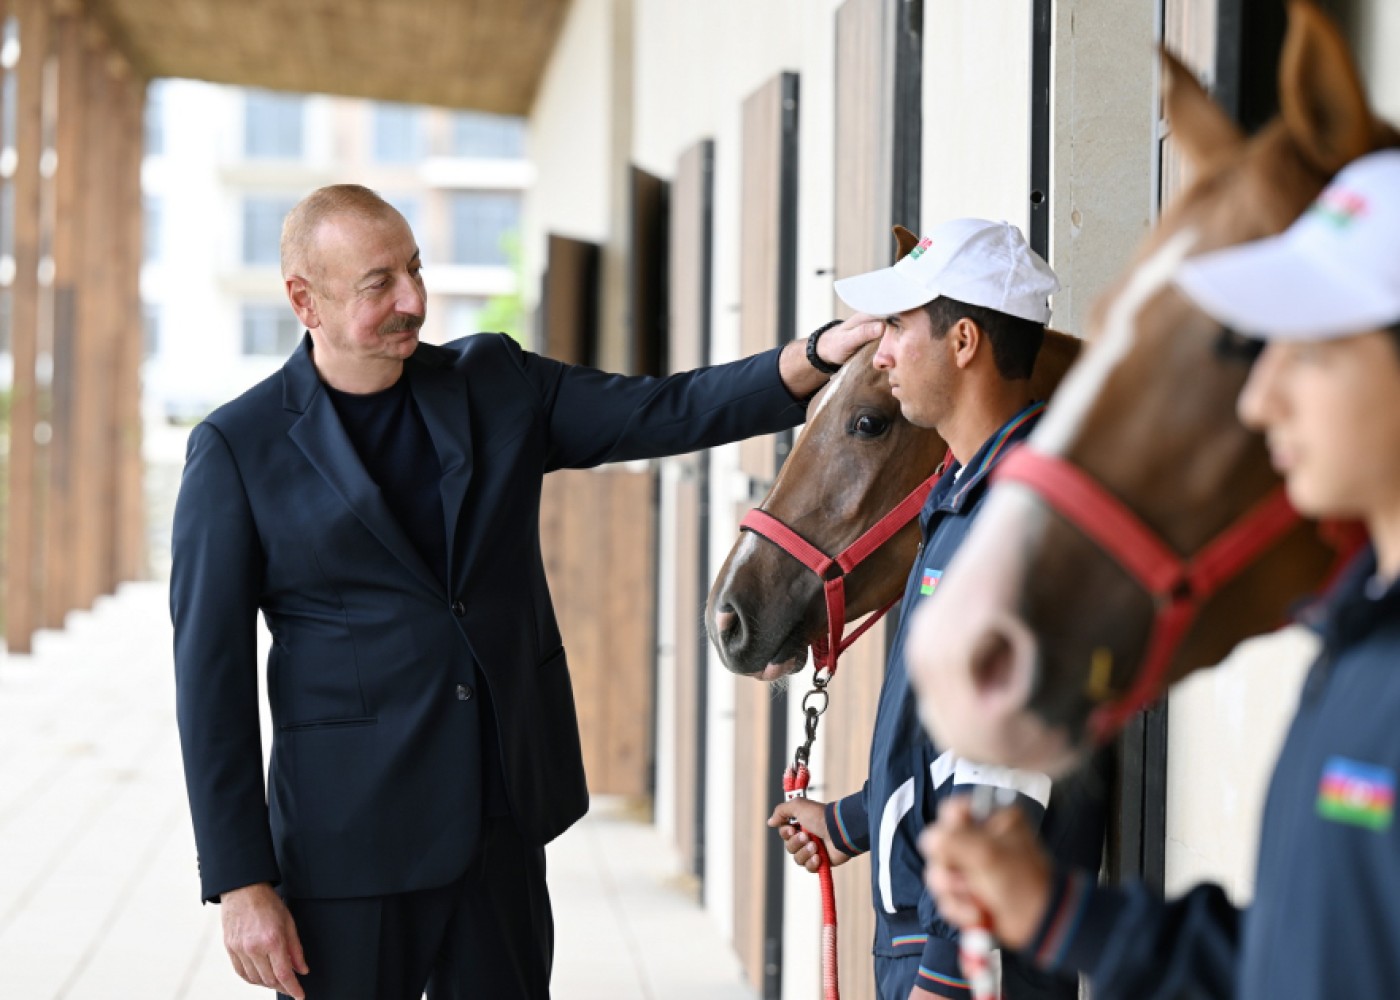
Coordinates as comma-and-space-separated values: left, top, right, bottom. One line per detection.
1165, 627, 1317, 902
1350, 2, 1400, 125
523, 0, 616, 335
1047, 0, 1157, 340
920, 1, 1033, 235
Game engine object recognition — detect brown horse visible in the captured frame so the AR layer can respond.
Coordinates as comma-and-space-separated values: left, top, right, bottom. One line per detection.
706, 227, 1082, 680
907, 0, 1399, 775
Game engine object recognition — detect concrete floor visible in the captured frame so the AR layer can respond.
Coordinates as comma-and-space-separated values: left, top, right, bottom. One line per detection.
0, 581, 756, 1000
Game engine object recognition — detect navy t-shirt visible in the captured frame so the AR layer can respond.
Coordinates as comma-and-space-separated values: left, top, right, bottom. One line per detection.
325, 377, 448, 585
326, 375, 510, 818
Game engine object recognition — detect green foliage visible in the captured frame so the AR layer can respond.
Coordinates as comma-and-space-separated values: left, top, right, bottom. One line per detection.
477, 232, 525, 346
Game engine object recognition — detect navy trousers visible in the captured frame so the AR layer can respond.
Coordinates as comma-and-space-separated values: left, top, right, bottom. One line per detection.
877, 954, 926, 999
278, 818, 553, 1000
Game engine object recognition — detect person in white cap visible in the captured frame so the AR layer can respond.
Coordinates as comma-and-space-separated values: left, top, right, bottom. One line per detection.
920, 149, 1400, 1000
768, 218, 1109, 1000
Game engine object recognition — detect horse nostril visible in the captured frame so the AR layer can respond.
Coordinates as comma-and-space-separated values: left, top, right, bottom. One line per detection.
970, 627, 1017, 698
715, 603, 738, 637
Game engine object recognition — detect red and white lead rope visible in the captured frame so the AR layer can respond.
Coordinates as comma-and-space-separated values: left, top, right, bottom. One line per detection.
745, 459, 950, 1000
784, 760, 839, 1000
959, 784, 1012, 1000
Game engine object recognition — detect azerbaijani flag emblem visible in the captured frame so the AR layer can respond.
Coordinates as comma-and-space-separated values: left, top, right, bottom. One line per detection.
1310, 188, 1369, 228
1316, 756, 1395, 832
920, 568, 942, 596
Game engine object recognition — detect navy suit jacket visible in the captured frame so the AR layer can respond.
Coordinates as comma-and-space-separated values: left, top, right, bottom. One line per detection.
171, 333, 805, 902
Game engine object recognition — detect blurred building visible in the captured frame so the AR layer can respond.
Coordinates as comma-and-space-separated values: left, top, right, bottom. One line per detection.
140, 81, 531, 422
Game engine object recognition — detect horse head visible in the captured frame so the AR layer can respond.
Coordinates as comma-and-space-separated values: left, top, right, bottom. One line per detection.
908, 0, 1399, 775
707, 225, 1081, 679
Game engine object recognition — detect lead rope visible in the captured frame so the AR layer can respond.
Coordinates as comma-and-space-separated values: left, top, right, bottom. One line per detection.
757, 456, 953, 999
783, 675, 838, 1000
959, 784, 1010, 1000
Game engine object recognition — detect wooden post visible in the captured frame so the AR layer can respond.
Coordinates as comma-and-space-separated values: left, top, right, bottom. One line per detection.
66, 26, 112, 611
111, 68, 144, 586
4, 0, 50, 653
40, 8, 83, 628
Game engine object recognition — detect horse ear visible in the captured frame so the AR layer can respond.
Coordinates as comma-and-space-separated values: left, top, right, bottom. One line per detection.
892, 225, 920, 261
1161, 50, 1244, 171
1278, 0, 1374, 174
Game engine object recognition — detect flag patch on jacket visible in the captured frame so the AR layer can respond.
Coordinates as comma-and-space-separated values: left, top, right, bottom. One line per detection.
1316, 756, 1395, 831
920, 568, 942, 596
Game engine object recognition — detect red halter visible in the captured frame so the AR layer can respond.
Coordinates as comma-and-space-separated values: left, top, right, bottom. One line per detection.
740, 471, 941, 676
993, 445, 1307, 742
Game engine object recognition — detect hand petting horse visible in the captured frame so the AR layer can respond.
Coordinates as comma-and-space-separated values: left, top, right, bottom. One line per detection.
907, 0, 1399, 776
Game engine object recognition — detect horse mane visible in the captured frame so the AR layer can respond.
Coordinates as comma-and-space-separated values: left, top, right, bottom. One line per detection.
1033, 330, 1082, 401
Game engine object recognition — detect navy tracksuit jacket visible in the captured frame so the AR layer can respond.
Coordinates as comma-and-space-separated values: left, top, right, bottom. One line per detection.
1023, 546, 1400, 999
824, 402, 1109, 999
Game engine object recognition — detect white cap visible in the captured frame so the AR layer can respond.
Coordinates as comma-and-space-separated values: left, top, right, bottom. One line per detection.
1175, 149, 1400, 340
834, 218, 1059, 324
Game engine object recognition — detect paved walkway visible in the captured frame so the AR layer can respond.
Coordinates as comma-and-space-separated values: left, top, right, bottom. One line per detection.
0, 582, 755, 1000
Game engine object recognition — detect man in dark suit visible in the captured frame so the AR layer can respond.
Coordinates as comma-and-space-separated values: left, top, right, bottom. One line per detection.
170, 183, 879, 1000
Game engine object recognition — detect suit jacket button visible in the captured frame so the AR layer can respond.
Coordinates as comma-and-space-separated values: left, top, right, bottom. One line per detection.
451, 600, 466, 618
456, 684, 475, 701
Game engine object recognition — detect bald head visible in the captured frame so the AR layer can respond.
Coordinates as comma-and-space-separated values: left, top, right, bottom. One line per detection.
280, 184, 404, 281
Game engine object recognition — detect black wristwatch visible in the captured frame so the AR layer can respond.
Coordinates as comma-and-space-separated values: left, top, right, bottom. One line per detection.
806, 319, 844, 375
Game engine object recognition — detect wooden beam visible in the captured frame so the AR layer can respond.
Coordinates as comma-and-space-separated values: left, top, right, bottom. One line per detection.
111, 72, 144, 586
5, 0, 51, 653
40, 10, 85, 628
67, 24, 113, 611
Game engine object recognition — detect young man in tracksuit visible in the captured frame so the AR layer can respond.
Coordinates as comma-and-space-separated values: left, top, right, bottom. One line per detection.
923, 150, 1400, 999
769, 218, 1109, 1000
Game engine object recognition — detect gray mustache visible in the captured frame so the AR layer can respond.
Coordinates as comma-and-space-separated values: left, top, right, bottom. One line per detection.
382, 315, 424, 334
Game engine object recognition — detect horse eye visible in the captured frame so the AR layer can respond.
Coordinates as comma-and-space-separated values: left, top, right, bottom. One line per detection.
852, 413, 889, 438
1214, 326, 1264, 365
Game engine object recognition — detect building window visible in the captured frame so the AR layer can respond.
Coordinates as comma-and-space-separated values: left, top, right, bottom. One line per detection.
241, 303, 302, 357
144, 197, 161, 262
143, 303, 161, 358
449, 192, 519, 266
242, 196, 297, 266
448, 111, 525, 159
244, 90, 305, 159
145, 79, 167, 156
372, 102, 424, 164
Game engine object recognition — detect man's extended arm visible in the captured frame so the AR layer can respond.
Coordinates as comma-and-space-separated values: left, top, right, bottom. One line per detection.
509, 314, 884, 471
